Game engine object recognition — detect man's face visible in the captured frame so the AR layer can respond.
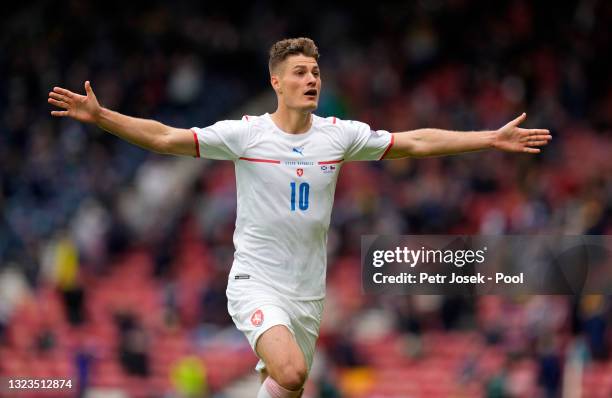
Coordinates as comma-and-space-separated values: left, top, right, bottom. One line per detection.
272, 54, 321, 112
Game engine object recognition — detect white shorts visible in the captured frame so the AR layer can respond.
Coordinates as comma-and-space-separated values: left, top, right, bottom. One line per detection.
226, 275, 324, 372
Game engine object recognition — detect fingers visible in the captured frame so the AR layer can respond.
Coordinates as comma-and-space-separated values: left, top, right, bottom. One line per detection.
523, 136, 551, 154
522, 136, 551, 146
49, 82, 94, 118
48, 97, 69, 109
518, 128, 551, 135
528, 129, 550, 135
518, 127, 552, 143
49, 91, 71, 103
48, 89, 71, 108
520, 135, 552, 143
48, 89, 72, 114
52, 86, 75, 98
527, 140, 549, 146
510, 112, 527, 126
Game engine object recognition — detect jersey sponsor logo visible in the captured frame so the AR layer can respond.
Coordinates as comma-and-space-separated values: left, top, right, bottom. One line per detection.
234, 274, 250, 280
292, 146, 305, 156
320, 164, 336, 174
297, 168, 304, 177
251, 309, 264, 327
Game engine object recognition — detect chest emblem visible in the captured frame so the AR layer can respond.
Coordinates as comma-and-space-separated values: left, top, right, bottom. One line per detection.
297, 168, 304, 177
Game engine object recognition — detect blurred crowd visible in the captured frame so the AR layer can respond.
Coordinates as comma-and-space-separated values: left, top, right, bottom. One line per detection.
1, 0, 611, 397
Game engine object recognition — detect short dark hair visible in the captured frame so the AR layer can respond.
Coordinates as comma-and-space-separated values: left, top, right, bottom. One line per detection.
268, 37, 319, 74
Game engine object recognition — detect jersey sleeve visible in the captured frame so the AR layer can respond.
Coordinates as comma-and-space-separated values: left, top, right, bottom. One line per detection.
191, 119, 250, 160
340, 119, 394, 161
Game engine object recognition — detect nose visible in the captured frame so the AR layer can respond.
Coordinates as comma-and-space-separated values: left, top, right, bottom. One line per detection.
307, 73, 317, 85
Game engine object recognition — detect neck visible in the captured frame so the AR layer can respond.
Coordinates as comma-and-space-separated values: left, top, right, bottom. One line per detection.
270, 106, 312, 134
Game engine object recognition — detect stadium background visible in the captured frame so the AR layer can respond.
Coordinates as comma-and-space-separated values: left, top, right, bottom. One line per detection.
1, 0, 611, 397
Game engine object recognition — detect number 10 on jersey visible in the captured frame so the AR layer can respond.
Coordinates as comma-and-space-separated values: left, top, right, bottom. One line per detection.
290, 182, 310, 211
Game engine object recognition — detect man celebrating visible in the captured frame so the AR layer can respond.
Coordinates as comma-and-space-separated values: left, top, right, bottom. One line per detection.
48, 37, 551, 397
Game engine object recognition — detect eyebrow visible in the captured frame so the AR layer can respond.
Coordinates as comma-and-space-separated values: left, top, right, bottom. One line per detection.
292, 65, 320, 70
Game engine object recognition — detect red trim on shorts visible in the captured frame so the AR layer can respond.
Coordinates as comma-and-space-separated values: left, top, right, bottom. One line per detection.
191, 129, 200, 158
380, 133, 395, 160
332, 116, 336, 124
239, 157, 281, 164
318, 159, 344, 165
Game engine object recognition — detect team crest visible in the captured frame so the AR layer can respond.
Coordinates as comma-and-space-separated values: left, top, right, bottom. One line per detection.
251, 309, 264, 327
297, 168, 304, 177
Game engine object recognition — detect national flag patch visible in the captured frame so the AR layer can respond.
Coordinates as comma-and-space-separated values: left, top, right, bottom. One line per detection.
251, 309, 264, 327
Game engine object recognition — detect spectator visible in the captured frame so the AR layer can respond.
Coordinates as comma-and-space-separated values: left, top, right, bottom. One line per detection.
537, 336, 562, 398
114, 311, 150, 377
170, 356, 208, 398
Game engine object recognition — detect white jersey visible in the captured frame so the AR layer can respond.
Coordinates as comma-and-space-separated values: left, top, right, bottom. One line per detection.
191, 113, 393, 300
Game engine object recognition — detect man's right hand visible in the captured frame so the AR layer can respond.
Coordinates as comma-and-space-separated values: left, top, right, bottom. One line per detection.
48, 81, 102, 124
48, 80, 197, 156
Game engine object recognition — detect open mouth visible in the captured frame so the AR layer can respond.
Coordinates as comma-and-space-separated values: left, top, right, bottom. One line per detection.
304, 89, 317, 97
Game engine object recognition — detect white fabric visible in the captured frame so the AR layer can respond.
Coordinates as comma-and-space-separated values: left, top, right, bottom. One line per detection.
226, 276, 324, 372
192, 113, 392, 299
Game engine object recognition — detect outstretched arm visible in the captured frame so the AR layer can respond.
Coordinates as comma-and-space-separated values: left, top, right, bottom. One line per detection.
48, 81, 197, 156
384, 113, 552, 159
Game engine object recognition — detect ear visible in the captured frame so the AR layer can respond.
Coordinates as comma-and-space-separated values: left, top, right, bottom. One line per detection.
270, 74, 282, 94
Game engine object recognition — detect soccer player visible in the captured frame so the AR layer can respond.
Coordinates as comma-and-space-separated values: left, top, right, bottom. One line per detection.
48, 37, 551, 397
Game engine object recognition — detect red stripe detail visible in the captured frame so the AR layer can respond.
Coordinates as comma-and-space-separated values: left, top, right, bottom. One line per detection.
380, 133, 395, 160
239, 157, 280, 164
318, 159, 344, 165
244, 115, 249, 121
332, 116, 336, 124
191, 129, 200, 158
